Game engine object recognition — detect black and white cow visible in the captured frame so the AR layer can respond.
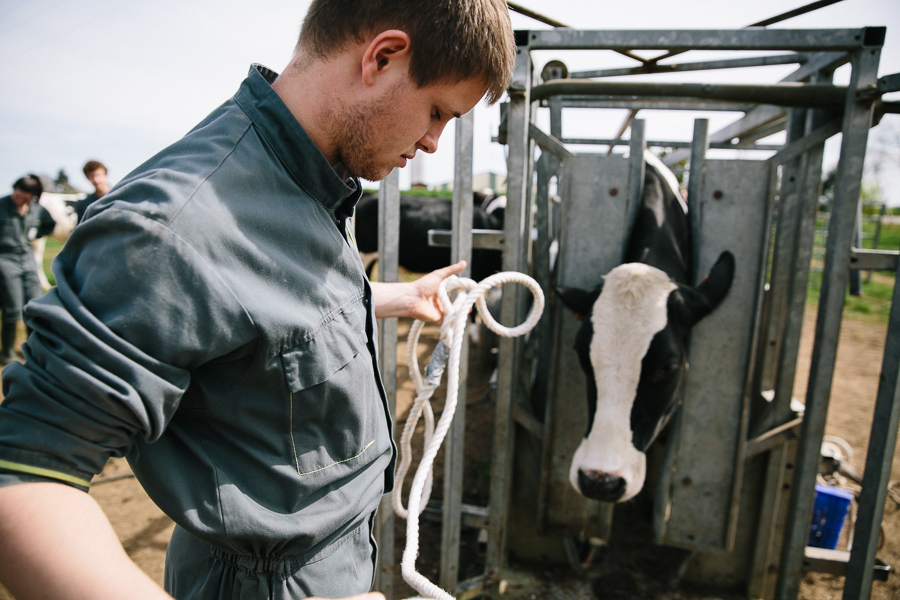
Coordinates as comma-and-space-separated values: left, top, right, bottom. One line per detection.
353, 190, 505, 282
556, 151, 735, 503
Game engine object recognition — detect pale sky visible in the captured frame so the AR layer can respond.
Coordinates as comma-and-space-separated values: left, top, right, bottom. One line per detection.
0, 0, 898, 202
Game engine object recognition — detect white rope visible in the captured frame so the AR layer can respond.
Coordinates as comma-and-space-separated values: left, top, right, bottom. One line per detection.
393, 271, 545, 599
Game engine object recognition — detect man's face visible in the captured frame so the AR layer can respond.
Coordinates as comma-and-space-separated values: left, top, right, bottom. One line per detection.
335, 76, 487, 182
11, 189, 35, 210
86, 168, 108, 191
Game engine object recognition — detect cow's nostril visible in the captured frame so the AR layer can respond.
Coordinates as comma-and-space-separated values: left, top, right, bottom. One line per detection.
578, 469, 626, 502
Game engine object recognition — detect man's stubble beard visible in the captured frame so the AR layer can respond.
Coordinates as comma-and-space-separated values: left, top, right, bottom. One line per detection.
331, 85, 403, 182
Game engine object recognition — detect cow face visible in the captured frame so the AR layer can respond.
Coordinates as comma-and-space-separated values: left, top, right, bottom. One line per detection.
556, 251, 734, 503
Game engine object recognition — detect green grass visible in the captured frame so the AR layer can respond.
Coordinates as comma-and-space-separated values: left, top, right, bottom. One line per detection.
806, 217, 899, 324
42, 238, 64, 288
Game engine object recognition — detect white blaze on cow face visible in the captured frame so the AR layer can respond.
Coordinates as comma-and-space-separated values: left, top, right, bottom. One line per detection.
569, 263, 676, 502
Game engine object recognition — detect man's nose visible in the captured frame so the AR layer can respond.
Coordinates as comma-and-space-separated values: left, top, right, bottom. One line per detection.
416, 122, 446, 154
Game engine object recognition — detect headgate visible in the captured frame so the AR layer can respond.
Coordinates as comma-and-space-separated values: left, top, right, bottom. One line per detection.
365, 16, 900, 600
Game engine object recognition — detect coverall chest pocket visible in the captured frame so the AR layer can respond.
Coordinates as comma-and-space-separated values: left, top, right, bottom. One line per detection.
280, 306, 384, 486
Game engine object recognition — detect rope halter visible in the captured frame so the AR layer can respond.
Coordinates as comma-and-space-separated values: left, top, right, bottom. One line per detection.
393, 271, 545, 599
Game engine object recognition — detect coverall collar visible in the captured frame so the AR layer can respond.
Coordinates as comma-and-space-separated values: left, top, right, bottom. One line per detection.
235, 64, 361, 212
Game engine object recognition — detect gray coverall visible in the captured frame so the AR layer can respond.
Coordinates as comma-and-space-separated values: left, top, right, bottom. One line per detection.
0, 64, 395, 599
0, 195, 55, 361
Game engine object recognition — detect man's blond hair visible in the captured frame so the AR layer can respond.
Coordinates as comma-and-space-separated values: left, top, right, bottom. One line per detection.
297, 0, 515, 104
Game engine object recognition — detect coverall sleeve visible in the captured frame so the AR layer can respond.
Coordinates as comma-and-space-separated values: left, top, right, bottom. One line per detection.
0, 207, 258, 489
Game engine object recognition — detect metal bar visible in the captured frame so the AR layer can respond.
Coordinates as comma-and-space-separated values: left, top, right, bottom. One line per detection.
843, 255, 900, 598
532, 80, 848, 109
486, 44, 532, 587
608, 108, 639, 156
534, 94, 563, 538
558, 99, 755, 112
441, 112, 475, 593
506, 1, 568, 28
768, 117, 842, 166
688, 118, 709, 283
849, 248, 900, 272
524, 28, 880, 52
880, 72, 900, 94
775, 44, 881, 600
572, 53, 808, 79
745, 417, 804, 458
373, 169, 400, 598
559, 137, 783, 151
752, 0, 847, 28
804, 548, 891, 580
428, 229, 505, 251
528, 122, 574, 161
664, 105, 786, 167
505, 2, 648, 64
626, 119, 647, 263
663, 51, 846, 167
758, 107, 809, 398
752, 100, 831, 598
645, 0, 848, 64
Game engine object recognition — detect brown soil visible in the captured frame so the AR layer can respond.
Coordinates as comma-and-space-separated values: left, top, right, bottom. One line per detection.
1, 305, 898, 599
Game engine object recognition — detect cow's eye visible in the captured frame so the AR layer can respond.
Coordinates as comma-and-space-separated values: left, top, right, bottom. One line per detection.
652, 360, 679, 383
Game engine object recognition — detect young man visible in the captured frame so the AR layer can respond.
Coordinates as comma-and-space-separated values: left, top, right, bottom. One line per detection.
74, 159, 111, 222
0, 1, 515, 599
0, 175, 56, 364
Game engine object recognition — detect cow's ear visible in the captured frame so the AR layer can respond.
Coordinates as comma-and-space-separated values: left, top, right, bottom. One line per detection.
681, 251, 735, 326
555, 284, 602, 319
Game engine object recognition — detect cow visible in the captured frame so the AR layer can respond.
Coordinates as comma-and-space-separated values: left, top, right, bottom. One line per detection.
353, 190, 504, 283
32, 193, 79, 290
555, 151, 735, 504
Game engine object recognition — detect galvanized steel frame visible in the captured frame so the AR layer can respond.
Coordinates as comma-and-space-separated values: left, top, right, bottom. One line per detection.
368, 23, 894, 600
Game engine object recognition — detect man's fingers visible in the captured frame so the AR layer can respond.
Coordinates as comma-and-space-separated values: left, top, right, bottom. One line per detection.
431, 260, 466, 280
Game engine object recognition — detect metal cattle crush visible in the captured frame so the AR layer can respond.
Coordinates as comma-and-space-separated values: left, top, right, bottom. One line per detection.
365, 17, 900, 600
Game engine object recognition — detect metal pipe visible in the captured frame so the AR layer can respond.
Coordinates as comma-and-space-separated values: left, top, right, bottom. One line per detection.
531, 80, 848, 109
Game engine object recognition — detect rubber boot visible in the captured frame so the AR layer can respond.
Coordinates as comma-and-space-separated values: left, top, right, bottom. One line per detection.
1, 321, 18, 364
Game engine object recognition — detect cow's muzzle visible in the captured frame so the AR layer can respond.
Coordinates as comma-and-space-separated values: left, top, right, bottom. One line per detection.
577, 469, 626, 502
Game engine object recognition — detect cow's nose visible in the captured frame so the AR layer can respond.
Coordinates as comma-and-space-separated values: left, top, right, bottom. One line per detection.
578, 469, 626, 502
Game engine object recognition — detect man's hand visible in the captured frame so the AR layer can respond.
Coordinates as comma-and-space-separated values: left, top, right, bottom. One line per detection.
370, 261, 466, 321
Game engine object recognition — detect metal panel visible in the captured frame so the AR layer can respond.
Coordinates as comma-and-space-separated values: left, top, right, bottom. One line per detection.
661, 159, 771, 551
540, 154, 635, 535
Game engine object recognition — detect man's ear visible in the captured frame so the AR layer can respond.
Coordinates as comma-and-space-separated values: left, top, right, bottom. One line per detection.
361, 30, 411, 86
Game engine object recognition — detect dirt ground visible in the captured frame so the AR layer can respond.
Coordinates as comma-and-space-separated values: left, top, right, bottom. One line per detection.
1, 303, 898, 599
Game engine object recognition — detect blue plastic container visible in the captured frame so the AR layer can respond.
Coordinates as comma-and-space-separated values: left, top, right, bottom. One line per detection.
807, 483, 854, 549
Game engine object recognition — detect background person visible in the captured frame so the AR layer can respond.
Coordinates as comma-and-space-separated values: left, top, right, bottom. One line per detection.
0, 1, 515, 599
74, 159, 110, 222
0, 174, 55, 364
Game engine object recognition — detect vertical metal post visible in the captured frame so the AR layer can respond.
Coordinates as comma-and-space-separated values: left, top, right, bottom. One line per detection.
751, 99, 831, 600
843, 260, 900, 599
440, 112, 474, 593
487, 41, 532, 585
758, 107, 809, 398
688, 119, 709, 285
374, 169, 401, 597
775, 44, 881, 600
625, 119, 647, 261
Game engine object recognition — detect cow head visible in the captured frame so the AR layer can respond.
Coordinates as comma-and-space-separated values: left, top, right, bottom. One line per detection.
555, 251, 734, 502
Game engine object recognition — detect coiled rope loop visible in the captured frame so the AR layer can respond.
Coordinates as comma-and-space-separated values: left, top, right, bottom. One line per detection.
393, 271, 544, 599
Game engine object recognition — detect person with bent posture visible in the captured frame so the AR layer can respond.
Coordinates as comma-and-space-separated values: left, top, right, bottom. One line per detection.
0, 1, 516, 598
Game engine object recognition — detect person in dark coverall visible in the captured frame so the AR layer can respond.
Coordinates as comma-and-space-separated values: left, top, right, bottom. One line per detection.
73, 159, 111, 223
0, 1, 515, 599
0, 175, 56, 365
